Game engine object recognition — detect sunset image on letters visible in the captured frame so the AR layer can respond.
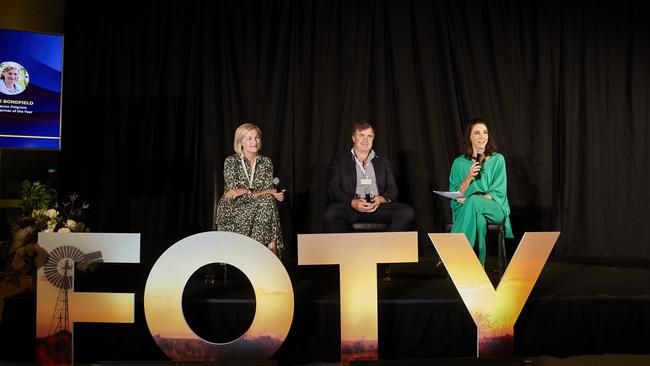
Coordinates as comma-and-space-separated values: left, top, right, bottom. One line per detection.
36, 233, 140, 366
299, 232, 418, 365
429, 232, 558, 356
144, 232, 294, 361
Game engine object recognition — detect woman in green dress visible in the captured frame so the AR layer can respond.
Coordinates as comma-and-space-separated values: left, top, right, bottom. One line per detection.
449, 118, 513, 265
215, 123, 284, 256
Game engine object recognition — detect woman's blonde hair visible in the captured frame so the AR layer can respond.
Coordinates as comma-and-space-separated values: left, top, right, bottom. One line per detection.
0, 62, 21, 80
233, 123, 262, 155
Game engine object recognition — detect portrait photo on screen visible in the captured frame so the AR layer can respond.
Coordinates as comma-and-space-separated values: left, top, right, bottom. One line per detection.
0, 61, 29, 95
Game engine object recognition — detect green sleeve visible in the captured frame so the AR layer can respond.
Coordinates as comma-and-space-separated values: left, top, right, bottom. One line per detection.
486, 154, 508, 214
450, 156, 480, 197
449, 157, 464, 213
486, 154, 513, 237
449, 158, 463, 192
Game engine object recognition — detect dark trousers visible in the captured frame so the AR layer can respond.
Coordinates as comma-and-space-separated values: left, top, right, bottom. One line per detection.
323, 202, 415, 232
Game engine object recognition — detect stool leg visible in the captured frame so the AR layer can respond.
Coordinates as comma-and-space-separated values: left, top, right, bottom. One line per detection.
498, 227, 506, 276
222, 262, 228, 285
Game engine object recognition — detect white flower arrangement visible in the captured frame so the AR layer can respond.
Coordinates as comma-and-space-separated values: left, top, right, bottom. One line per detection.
0, 181, 89, 286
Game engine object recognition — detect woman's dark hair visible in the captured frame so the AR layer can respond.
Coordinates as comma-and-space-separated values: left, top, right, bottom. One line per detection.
462, 117, 498, 159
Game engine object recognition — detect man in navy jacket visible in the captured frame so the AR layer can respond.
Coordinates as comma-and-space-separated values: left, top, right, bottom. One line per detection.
324, 120, 415, 232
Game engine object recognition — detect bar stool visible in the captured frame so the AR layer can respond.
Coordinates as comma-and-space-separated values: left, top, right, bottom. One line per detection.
351, 222, 389, 232
445, 223, 508, 276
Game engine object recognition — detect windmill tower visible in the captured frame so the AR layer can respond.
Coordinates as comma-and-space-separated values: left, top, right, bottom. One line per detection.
43, 245, 85, 336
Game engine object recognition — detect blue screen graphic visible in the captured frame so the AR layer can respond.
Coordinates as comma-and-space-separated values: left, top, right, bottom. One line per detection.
0, 28, 63, 150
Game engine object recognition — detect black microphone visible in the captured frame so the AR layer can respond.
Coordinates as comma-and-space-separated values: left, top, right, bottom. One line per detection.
272, 177, 281, 192
363, 186, 373, 203
475, 148, 484, 180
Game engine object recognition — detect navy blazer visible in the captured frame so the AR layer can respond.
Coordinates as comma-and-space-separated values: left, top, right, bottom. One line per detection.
327, 150, 399, 204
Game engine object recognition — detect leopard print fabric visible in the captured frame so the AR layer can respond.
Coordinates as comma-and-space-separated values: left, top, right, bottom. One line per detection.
215, 154, 284, 250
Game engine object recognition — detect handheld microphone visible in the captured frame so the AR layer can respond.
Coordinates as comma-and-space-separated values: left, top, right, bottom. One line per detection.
475, 148, 484, 180
272, 177, 281, 192
363, 186, 373, 203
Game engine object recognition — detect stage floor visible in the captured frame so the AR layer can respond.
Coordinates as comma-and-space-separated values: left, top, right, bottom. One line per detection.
1, 256, 649, 364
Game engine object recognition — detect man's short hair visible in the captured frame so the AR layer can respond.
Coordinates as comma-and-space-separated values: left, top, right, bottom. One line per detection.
352, 120, 375, 135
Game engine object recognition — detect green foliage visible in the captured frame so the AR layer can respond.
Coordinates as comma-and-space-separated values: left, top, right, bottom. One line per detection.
18, 180, 57, 215
0, 181, 90, 286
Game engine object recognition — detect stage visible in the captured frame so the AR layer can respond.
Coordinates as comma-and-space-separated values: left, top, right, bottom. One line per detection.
1, 256, 649, 365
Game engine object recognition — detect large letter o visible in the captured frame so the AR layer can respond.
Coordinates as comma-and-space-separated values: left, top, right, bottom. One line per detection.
144, 231, 294, 361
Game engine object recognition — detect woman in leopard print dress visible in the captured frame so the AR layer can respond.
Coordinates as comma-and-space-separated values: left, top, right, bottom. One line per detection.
215, 123, 284, 256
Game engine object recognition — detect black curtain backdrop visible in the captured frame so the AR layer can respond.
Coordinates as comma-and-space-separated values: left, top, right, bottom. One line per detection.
58, 0, 650, 263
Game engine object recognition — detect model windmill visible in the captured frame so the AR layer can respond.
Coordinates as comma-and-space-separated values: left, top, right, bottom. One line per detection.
43, 245, 102, 336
